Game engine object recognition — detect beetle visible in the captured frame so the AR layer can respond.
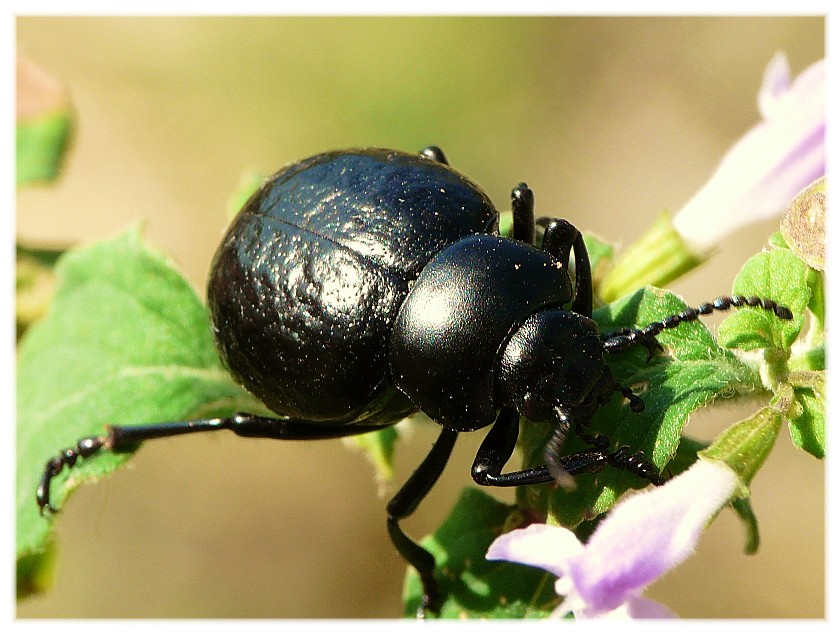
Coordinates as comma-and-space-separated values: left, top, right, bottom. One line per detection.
37, 146, 793, 616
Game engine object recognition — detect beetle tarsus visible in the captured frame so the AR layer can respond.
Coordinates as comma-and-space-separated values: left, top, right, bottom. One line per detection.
607, 445, 667, 486
37, 435, 105, 514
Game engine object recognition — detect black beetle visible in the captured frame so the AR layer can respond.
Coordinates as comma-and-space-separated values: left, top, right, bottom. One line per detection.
37, 146, 792, 616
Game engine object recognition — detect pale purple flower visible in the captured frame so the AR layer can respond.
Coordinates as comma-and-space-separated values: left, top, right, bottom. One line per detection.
486, 459, 740, 619
673, 53, 824, 254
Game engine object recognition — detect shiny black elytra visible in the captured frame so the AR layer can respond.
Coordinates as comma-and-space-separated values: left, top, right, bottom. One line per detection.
37, 147, 793, 616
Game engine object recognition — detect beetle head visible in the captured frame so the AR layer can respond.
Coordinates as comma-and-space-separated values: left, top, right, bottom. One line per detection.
496, 308, 608, 423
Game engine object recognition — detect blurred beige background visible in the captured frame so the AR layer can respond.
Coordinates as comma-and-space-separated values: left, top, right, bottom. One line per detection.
16, 16, 824, 618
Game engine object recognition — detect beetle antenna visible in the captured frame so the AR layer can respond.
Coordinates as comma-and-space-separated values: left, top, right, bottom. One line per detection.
602, 294, 793, 355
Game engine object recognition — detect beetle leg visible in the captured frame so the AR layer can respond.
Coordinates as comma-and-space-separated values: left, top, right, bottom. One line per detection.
471, 408, 554, 487
606, 446, 668, 486
420, 145, 449, 164
471, 408, 613, 487
36, 414, 391, 515
471, 408, 665, 495
568, 229, 594, 317
386, 427, 458, 617
613, 383, 646, 413
538, 219, 594, 317
510, 183, 536, 245
538, 218, 575, 267
37, 436, 104, 514
571, 422, 663, 485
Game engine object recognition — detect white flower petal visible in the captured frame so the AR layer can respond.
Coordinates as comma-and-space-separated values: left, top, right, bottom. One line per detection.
674, 54, 824, 254
555, 590, 676, 619
486, 523, 583, 578
565, 460, 739, 613
758, 51, 790, 119
602, 596, 678, 619
486, 463, 740, 619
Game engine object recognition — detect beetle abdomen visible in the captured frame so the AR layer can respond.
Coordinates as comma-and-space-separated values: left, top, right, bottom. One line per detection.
207, 149, 498, 426
209, 216, 409, 423
389, 235, 573, 431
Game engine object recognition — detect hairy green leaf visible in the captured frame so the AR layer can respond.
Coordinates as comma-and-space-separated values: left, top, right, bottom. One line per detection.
718, 248, 810, 351
403, 488, 557, 618
16, 229, 261, 592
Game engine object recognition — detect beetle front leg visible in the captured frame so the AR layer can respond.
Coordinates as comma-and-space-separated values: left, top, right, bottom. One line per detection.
471, 408, 554, 486
471, 407, 664, 489
471, 408, 616, 487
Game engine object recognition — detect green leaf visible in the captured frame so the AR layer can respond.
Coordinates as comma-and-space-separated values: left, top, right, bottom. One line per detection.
788, 386, 825, 459
16, 228, 261, 592
16, 542, 57, 599
718, 248, 810, 351
805, 268, 825, 342
226, 171, 265, 220
583, 233, 615, 289
345, 424, 400, 483
16, 243, 66, 268
518, 287, 752, 527
730, 496, 761, 555
16, 112, 73, 187
768, 231, 788, 249
499, 210, 513, 237
666, 435, 708, 476
403, 488, 558, 618
16, 244, 66, 338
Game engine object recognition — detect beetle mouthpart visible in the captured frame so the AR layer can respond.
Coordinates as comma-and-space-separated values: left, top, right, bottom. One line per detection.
545, 453, 577, 490
545, 409, 576, 490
